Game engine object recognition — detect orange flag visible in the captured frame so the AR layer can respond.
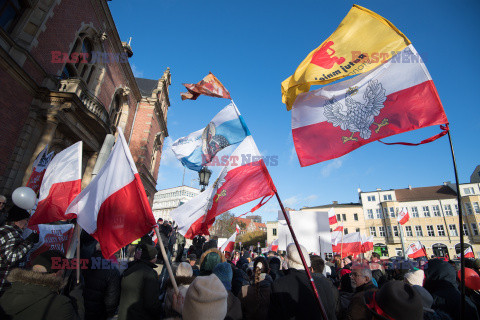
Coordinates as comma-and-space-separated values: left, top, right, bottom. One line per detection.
181, 72, 231, 100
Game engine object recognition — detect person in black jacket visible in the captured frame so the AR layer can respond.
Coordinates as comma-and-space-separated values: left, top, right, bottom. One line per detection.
117, 244, 162, 320
83, 244, 121, 320
268, 243, 339, 320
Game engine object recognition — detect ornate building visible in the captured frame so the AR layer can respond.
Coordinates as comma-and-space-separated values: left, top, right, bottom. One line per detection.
152, 186, 200, 222
0, 0, 169, 203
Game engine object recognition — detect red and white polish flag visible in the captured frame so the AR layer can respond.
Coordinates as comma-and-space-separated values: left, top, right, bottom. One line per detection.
292, 45, 448, 167
66, 129, 156, 259
361, 235, 374, 253
219, 225, 240, 253
332, 232, 362, 256
171, 136, 277, 239
397, 207, 410, 225
406, 241, 427, 259
269, 238, 279, 252
334, 225, 344, 232
465, 246, 475, 258
29, 142, 82, 225
328, 207, 337, 225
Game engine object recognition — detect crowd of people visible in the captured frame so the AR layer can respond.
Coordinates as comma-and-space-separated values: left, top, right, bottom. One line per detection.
1, 206, 480, 319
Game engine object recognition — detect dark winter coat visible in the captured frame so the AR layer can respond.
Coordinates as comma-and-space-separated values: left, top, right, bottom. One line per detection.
346, 281, 377, 320
239, 274, 273, 320
226, 290, 243, 320
231, 266, 250, 296
0, 268, 78, 320
268, 268, 339, 320
424, 259, 479, 320
83, 251, 121, 320
117, 260, 162, 320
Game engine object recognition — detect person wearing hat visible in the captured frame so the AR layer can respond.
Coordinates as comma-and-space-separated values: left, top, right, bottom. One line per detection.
164, 262, 195, 318
198, 248, 225, 276
268, 243, 339, 319
364, 280, 424, 320
0, 250, 82, 320
213, 262, 242, 320
0, 205, 40, 296
117, 243, 162, 320
187, 254, 200, 276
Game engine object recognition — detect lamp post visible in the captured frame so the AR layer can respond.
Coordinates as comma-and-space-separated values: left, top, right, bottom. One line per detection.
198, 166, 212, 192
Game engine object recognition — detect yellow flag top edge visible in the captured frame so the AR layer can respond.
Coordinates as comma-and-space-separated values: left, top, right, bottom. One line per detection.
352, 4, 411, 45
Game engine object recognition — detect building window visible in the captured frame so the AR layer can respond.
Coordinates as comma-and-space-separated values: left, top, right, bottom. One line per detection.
383, 208, 388, 217
0, 0, 28, 32
473, 202, 480, 214
273, 228, 277, 236
393, 226, 399, 237
448, 224, 458, 237
368, 195, 376, 201
426, 225, 435, 237
379, 226, 385, 237
405, 226, 413, 237
389, 207, 395, 218
376, 209, 382, 219
342, 214, 347, 221
455, 204, 459, 215
356, 228, 360, 233
354, 213, 358, 221
344, 228, 348, 235
463, 224, 469, 236
423, 206, 431, 217
433, 205, 441, 217
336, 214, 341, 222
415, 226, 423, 237
412, 207, 419, 218
465, 203, 473, 215
367, 209, 374, 219
444, 204, 453, 216
437, 225, 446, 236
464, 187, 475, 195
383, 194, 392, 201
387, 226, 392, 237
471, 223, 479, 236
370, 227, 377, 237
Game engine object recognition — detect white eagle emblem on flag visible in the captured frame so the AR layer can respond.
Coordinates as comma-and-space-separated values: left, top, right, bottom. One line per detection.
323, 79, 389, 143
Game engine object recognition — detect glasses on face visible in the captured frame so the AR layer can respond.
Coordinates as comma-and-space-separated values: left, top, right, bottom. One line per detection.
351, 272, 361, 278
0, 202, 5, 205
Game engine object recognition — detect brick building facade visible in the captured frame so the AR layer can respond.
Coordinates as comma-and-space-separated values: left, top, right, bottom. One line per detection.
0, 0, 169, 203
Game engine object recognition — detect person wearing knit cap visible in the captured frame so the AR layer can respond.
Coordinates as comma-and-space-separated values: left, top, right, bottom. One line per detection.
404, 269, 425, 287
364, 280, 423, 320
198, 248, 225, 275
164, 262, 196, 318
0, 250, 82, 319
0, 205, 40, 296
213, 262, 242, 320
117, 244, 162, 320
268, 243, 339, 319
180, 274, 228, 320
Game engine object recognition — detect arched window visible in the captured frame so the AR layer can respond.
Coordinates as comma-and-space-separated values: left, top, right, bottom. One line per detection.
61, 32, 99, 88
110, 93, 123, 128
150, 132, 164, 175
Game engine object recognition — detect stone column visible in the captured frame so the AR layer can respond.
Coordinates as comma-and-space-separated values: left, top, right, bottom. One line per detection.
81, 152, 98, 189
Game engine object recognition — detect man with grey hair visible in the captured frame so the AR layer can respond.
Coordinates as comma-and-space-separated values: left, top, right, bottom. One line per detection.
0, 195, 7, 227
346, 263, 378, 320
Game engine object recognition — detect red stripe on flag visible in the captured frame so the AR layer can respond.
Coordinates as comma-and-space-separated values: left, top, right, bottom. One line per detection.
92, 174, 156, 259
329, 216, 337, 225
293, 80, 448, 166
29, 180, 81, 225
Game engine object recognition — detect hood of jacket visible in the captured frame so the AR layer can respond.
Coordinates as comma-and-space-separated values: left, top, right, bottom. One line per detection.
425, 259, 457, 287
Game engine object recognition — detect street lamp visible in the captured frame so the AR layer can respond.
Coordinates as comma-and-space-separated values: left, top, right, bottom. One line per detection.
198, 166, 212, 192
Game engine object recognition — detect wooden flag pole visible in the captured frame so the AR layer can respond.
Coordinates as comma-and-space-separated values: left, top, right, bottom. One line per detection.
275, 191, 328, 320
154, 226, 179, 295
447, 129, 465, 319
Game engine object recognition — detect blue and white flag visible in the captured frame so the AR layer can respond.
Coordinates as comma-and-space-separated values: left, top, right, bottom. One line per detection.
171, 102, 250, 171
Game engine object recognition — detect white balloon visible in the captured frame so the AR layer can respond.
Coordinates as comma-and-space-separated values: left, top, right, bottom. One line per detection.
12, 187, 37, 210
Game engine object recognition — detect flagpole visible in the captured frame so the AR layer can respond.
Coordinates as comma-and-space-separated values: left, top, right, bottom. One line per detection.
275, 191, 328, 320
398, 222, 406, 257
447, 129, 465, 319
154, 226, 179, 295
76, 225, 81, 283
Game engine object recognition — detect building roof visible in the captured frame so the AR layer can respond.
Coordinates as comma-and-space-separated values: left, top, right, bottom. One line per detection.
234, 217, 266, 229
135, 77, 158, 97
156, 185, 200, 193
301, 202, 361, 210
394, 185, 457, 202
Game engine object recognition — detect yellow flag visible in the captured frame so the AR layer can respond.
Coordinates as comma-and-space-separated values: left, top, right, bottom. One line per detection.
281, 5, 411, 110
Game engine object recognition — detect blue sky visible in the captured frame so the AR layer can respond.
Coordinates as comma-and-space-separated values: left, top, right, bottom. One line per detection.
109, 1, 480, 222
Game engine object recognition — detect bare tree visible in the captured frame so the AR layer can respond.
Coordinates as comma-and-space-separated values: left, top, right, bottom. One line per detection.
211, 211, 235, 238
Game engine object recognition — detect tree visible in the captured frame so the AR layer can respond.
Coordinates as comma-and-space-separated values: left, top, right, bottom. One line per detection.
211, 211, 235, 238
237, 231, 267, 250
